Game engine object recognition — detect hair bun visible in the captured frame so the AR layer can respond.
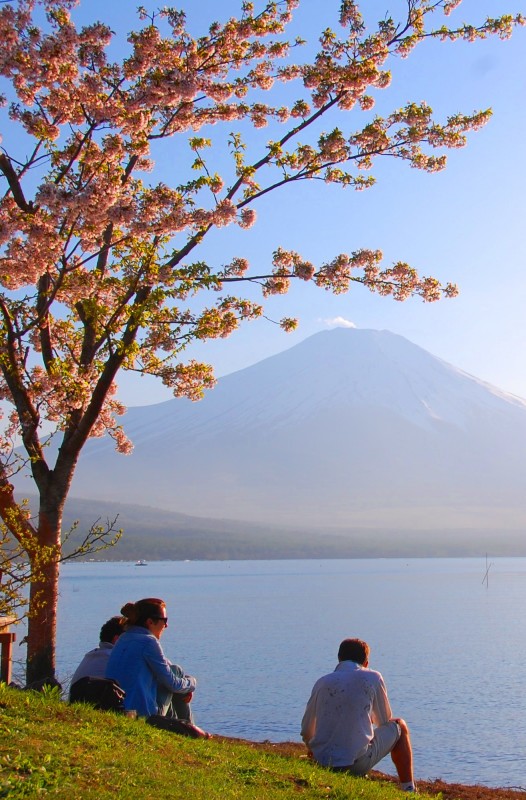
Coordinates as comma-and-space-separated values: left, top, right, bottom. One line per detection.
120, 602, 137, 622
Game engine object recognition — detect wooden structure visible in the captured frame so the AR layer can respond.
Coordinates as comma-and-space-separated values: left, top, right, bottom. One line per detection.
0, 616, 16, 684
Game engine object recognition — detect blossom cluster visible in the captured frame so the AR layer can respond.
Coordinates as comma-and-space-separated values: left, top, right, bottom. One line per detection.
168, 361, 217, 402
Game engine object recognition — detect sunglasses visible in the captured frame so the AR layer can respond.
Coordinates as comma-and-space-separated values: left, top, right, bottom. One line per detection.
151, 616, 168, 626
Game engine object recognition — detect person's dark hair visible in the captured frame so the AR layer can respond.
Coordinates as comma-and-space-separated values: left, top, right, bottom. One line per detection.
120, 598, 165, 628
338, 638, 370, 665
99, 616, 125, 643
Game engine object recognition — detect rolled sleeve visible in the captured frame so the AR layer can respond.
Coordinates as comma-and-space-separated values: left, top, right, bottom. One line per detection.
371, 676, 392, 727
301, 689, 318, 745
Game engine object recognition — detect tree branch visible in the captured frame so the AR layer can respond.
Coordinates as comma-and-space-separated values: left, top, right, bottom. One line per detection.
37, 274, 55, 370
0, 153, 35, 213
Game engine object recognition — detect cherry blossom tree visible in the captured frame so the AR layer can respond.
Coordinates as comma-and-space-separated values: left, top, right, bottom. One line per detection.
0, 0, 523, 684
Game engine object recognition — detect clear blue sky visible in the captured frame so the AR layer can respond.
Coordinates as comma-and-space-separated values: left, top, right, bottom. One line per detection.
75, 1, 526, 404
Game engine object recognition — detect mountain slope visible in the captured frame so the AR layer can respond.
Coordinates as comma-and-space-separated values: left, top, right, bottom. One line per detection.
26, 328, 526, 530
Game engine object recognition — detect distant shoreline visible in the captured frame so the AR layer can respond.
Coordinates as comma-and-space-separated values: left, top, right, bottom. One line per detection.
68, 551, 526, 563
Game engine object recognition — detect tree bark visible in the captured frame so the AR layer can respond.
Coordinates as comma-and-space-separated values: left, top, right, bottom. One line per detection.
25, 502, 63, 686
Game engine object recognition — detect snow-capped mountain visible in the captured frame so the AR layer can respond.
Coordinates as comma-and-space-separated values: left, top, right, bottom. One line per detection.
59, 328, 526, 530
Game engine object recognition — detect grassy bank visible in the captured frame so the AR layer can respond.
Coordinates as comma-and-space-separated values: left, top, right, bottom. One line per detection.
0, 684, 425, 800
2, 685, 523, 800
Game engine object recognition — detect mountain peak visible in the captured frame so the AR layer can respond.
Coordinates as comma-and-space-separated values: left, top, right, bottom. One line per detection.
42, 328, 526, 531
125, 327, 526, 441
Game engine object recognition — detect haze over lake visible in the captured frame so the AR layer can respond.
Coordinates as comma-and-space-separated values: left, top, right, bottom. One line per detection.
13, 556, 525, 790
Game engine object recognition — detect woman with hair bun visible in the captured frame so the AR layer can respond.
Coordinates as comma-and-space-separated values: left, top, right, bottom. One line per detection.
106, 597, 197, 719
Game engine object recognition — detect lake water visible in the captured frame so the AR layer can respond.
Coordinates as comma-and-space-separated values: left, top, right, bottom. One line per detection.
13, 558, 526, 789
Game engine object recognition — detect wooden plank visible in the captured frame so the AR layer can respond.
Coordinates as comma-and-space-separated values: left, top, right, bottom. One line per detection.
0, 617, 17, 684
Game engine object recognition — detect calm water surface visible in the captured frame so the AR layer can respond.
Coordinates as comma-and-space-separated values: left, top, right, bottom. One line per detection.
17, 558, 526, 789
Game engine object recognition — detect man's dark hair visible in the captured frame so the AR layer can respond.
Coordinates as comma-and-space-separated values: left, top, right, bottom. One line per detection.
99, 616, 124, 643
338, 638, 370, 665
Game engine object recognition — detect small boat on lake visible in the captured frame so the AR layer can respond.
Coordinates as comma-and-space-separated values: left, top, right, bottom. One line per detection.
134, 559, 148, 567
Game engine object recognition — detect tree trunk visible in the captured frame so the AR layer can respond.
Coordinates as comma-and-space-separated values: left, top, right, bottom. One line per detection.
25, 503, 63, 686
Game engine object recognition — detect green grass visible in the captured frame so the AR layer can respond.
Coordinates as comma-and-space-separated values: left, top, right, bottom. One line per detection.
0, 684, 437, 800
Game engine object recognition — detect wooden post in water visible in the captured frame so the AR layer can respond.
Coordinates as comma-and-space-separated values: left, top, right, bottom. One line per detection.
0, 616, 16, 684
482, 553, 492, 589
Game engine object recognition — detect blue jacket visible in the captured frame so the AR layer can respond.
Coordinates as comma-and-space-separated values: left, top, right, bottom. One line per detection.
105, 626, 196, 717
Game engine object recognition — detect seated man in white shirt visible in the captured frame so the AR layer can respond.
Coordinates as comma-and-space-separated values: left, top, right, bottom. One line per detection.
301, 638, 416, 793
70, 616, 124, 689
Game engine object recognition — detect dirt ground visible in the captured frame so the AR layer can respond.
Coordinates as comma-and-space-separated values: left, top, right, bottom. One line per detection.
221, 738, 526, 800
